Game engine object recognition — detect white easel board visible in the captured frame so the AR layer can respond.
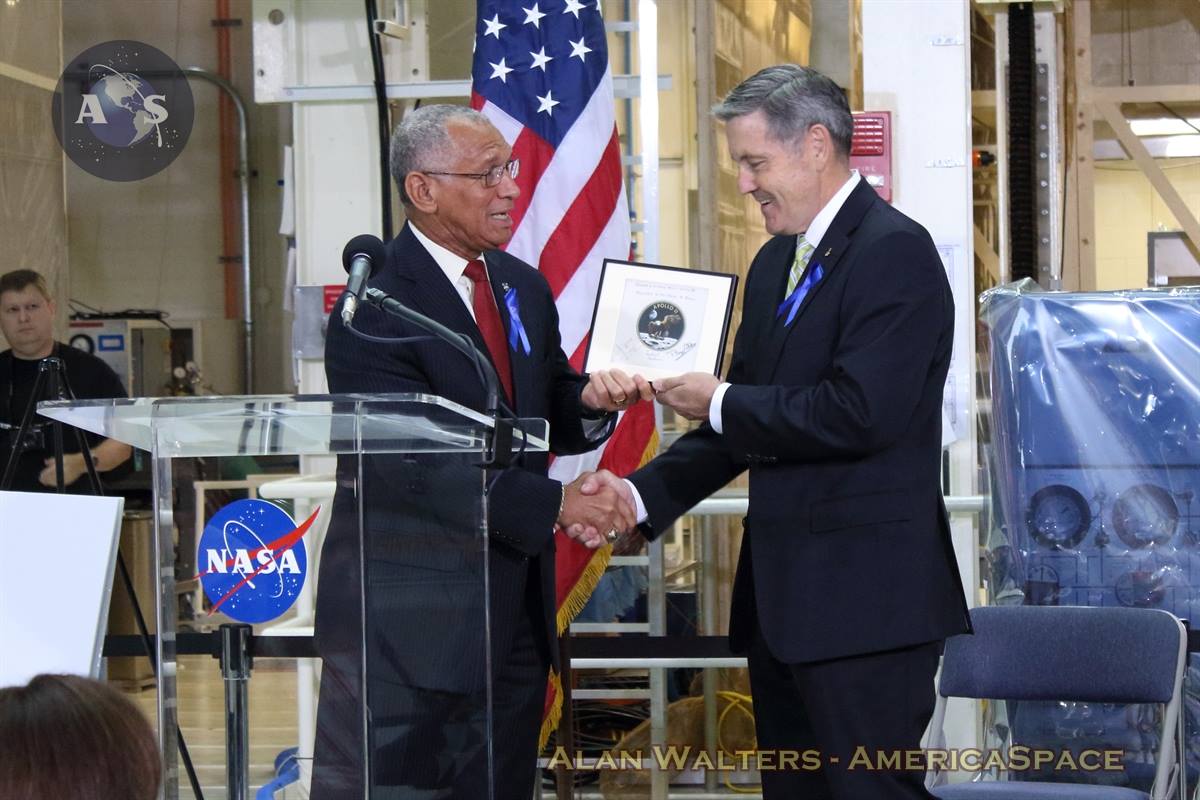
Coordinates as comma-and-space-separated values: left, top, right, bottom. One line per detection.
0, 490, 124, 688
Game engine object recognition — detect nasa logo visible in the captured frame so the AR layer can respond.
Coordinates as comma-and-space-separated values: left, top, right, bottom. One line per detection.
195, 499, 318, 624
637, 301, 685, 351
51, 40, 194, 182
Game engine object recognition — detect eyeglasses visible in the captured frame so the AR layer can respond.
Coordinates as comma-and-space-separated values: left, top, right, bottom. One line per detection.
422, 158, 520, 188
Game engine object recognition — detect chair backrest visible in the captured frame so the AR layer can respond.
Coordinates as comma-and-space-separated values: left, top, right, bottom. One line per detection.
939, 606, 1184, 704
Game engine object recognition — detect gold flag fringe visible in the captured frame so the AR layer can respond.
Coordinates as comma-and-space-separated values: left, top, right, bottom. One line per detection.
538, 428, 660, 750
538, 668, 563, 750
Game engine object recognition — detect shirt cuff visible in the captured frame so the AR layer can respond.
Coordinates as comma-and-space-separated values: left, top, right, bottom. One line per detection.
709, 382, 732, 434
624, 479, 649, 524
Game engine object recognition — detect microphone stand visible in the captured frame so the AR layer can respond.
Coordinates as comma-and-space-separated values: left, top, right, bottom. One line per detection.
1, 358, 101, 492
361, 287, 519, 468
0, 357, 207, 799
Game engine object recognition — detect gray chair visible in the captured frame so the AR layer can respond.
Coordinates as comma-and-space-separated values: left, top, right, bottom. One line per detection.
927, 606, 1188, 800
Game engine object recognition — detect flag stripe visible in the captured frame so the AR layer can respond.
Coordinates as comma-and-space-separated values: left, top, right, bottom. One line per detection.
504, 70, 620, 264
548, 402, 655, 483
472, 95, 555, 235
537, 129, 624, 296
475, 93, 523, 143
507, 128, 555, 234
554, 181, 631, 357
568, 334, 588, 372
597, 402, 656, 472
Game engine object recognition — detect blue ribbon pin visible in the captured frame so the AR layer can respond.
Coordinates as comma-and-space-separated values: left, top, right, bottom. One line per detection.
503, 286, 532, 355
776, 263, 824, 327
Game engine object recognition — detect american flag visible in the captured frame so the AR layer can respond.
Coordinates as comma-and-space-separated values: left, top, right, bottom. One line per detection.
470, 0, 657, 744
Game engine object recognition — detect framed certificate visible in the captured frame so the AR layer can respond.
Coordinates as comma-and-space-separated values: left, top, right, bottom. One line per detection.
583, 259, 738, 381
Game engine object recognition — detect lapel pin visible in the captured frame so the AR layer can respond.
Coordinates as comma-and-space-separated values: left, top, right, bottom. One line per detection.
501, 282, 511, 292
823, 247, 832, 257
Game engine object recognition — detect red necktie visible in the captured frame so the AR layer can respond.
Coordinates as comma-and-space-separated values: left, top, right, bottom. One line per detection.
464, 259, 514, 403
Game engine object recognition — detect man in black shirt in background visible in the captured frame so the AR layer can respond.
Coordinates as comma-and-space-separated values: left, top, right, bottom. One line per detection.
0, 269, 130, 493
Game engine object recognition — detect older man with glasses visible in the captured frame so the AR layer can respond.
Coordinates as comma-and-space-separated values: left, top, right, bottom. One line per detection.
311, 105, 649, 800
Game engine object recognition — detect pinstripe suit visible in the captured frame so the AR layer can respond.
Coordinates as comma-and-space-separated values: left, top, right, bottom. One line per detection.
312, 223, 612, 798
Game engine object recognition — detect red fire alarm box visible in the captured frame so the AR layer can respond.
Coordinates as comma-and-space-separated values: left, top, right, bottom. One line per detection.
850, 111, 892, 203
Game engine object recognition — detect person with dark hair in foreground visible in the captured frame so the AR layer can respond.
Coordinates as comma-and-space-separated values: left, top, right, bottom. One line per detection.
0, 674, 161, 800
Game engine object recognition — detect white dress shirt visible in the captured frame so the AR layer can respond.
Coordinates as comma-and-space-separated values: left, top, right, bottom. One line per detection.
409, 222, 611, 445
410, 222, 482, 319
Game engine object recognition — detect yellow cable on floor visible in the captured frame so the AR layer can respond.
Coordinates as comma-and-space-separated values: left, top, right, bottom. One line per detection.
716, 690, 761, 793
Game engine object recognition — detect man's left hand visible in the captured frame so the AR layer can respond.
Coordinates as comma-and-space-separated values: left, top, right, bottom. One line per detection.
652, 372, 720, 421
581, 369, 654, 412
39, 453, 85, 488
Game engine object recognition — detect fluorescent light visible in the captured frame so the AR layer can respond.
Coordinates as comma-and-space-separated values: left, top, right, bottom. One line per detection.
1095, 134, 1200, 160
1162, 135, 1200, 157
1129, 117, 1200, 137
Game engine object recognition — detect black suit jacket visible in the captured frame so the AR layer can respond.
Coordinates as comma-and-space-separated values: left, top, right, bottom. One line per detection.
316, 223, 612, 691
630, 178, 971, 664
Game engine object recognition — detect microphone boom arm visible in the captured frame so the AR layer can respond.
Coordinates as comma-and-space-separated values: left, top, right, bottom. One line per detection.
360, 286, 516, 467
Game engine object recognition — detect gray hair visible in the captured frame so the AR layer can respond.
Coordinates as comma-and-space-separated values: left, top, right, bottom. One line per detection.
712, 64, 852, 159
389, 104, 491, 205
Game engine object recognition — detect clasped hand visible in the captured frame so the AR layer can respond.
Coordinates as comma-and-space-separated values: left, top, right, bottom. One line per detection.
580, 368, 718, 422
647, 372, 720, 421
580, 368, 654, 412
560, 370, 721, 548
557, 469, 640, 550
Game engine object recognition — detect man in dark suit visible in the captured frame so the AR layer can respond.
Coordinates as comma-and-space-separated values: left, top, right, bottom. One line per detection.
312, 105, 640, 799
587, 65, 971, 798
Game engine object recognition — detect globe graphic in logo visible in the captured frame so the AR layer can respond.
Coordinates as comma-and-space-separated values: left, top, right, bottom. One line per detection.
52, 40, 194, 181
83, 67, 163, 148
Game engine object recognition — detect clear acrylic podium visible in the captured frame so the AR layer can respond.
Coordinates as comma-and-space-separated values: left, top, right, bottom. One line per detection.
39, 394, 549, 799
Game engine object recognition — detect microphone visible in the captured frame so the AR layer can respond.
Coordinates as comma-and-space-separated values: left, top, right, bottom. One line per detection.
337, 234, 519, 467
340, 234, 387, 325
359, 286, 517, 467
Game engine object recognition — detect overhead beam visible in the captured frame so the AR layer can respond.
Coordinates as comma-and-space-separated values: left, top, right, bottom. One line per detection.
975, 0, 1065, 12
1094, 135, 1200, 160
1092, 84, 1200, 104
0, 61, 56, 92
1097, 101, 1200, 254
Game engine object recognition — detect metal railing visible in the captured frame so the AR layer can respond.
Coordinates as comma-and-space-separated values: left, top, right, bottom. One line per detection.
548, 491, 987, 799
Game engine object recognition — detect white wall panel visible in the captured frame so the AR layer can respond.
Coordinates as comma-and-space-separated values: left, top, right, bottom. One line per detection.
862, 0, 979, 756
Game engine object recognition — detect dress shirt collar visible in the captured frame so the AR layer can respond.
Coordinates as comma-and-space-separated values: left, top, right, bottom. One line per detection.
409, 221, 477, 287
801, 169, 861, 253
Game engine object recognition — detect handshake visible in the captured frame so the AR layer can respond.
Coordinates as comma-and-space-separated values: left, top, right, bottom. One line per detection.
556, 469, 641, 551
